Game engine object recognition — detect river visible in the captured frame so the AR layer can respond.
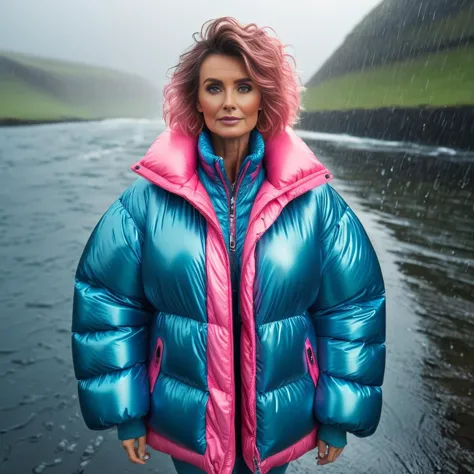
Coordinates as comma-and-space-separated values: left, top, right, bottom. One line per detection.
0, 120, 472, 474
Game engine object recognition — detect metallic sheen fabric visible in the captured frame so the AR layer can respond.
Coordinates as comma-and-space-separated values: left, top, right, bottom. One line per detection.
71, 128, 386, 473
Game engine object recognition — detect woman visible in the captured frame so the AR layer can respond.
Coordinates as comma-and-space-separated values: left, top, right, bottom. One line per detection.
71, 17, 386, 474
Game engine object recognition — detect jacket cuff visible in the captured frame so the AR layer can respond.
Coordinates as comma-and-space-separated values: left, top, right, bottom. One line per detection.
317, 424, 347, 448
117, 419, 146, 441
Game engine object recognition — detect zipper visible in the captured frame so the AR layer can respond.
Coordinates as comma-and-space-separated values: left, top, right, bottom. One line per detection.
215, 160, 250, 293
253, 455, 262, 474
305, 338, 319, 387
149, 337, 163, 393
229, 181, 236, 279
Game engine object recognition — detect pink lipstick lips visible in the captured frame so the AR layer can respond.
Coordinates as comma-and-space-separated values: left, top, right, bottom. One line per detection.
218, 116, 242, 125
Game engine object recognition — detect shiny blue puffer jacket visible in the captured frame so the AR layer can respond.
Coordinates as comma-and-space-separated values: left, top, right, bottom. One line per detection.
71, 126, 386, 474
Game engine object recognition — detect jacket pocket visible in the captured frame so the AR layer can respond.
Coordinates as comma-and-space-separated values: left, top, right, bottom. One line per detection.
149, 337, 163, 393
305, 337, 319, 387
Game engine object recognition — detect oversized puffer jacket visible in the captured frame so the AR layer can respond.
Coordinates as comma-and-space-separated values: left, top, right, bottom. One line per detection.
71, 126, 386, 474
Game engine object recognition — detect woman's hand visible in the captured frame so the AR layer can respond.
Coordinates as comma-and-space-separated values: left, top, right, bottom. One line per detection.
121, 435, 151, 465
316, 439, 344, 465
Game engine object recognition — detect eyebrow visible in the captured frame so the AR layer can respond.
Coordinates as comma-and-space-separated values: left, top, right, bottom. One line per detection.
203, 77, 252, 85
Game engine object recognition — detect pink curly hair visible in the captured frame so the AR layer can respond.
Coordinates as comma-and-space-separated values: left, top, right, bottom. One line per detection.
162, 17, 305, 138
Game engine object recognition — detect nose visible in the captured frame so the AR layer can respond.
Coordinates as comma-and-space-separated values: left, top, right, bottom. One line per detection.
223, 89, 236, 111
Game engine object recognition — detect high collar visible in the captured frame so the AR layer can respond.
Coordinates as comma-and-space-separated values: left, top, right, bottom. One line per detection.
197, 128, 265, 192
131, 125, 332, 192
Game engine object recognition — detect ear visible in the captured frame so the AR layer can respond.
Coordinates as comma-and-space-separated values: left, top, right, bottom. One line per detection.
196, 101, 202, 113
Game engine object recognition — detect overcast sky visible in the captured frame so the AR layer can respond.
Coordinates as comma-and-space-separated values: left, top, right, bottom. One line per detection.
1, 0, 381, 91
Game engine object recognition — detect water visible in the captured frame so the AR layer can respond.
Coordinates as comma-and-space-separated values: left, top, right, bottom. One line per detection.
0, 119, 472, 474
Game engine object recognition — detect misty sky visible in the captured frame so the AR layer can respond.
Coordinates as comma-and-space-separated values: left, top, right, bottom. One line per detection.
1, 0, 381, 92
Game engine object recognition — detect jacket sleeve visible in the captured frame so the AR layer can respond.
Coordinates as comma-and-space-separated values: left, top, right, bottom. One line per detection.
310, 185, 386, 446
71, 187, 152, 440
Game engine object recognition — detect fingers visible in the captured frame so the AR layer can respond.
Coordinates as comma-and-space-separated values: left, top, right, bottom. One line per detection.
137, 436, 150, 461
317, 439, 327, 460
334, 447, 343, 462
121, 439, 146, 465
327, 446, 338, 462
317, 444, 344, 465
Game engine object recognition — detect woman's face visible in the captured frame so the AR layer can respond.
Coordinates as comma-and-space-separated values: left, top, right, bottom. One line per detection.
197, 54, 262, 140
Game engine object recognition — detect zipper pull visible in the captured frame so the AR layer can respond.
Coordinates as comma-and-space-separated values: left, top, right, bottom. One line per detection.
253, 456, 262, 474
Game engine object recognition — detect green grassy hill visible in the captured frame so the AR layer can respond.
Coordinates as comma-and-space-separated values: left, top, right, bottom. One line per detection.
0, 51, 160, 123
303, 0, 474, 111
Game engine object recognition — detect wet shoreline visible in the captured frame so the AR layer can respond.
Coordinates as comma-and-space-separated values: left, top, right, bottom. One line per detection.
0, 117, 97, 127
300, 106, 474, 151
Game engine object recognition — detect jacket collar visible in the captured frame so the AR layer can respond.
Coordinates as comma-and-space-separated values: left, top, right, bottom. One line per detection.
197, 127, 264, 192
131, 125, 332, 192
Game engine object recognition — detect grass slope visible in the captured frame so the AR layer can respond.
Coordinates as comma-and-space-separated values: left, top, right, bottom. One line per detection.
303, 0, 474, 111
303, 45, 474, 111
413, 6, 474, 45
308, 0, 473, 86
0, 51, 159, 122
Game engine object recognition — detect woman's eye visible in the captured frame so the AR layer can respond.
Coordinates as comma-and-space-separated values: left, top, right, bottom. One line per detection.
239, 85, 252, 92
206, 85, 252, 93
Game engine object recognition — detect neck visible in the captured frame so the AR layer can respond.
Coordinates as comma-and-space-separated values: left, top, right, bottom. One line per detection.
210, 131, 250, 184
